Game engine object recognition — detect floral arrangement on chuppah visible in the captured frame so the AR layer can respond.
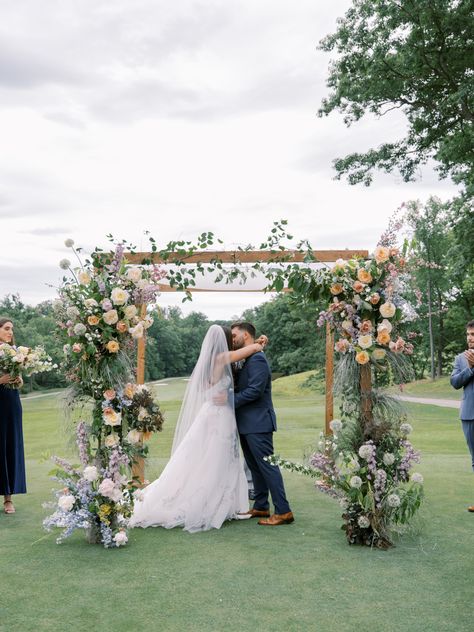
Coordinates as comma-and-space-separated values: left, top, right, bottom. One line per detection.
265, 237, 424, 548
43, 239, 165, 548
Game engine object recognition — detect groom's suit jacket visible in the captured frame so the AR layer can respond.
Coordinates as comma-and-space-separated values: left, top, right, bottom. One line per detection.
234, 351, 277, 435
451, 352, 474, 421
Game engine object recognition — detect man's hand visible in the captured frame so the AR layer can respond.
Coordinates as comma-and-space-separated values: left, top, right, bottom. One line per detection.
464, 350, 474, 368
212, 391, 228, 406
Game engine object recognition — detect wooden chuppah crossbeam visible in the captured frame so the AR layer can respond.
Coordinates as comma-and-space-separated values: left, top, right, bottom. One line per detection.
126, 249, 369, 264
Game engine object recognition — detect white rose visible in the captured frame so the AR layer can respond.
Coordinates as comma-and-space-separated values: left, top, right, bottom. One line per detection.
137, 279, 148, 289
372, 348, 386, 361
341, 320, 352, 332
104, 433, 119, 447
383, 452, 395, 466
58, 494, 75, 511
127, 429, 142, 444
83, 465, 99, 482
357, 335, 373, 350
78, 271, 91, 286
137, 406, 148, 421
103, 309, 119, 325
84, 298, 98, 309
111, 287, 129, 306
124, 305, 138, 319
113, 531, 128, 546
126, 267, 142, 283
379, 302, 396, 318
377, 319, 393, 333
129, 323, 144, 339
143, 316, 154, 329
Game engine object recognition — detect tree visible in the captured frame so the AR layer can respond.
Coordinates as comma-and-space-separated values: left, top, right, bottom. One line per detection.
319, 0, 474, 196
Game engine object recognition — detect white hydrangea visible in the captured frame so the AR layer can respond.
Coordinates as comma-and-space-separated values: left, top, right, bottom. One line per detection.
83, 465, 99, 482
350, 476, 363, 489
383, 452, 395, 466
411, 472, 424, 484
387, 494, 401, 508
357, 515, 370, 529
358, 444, 374, 460
400, 423, 413, 435
66, 306, 80, 319
73, 323, 87, 336
58, 494, 75, 511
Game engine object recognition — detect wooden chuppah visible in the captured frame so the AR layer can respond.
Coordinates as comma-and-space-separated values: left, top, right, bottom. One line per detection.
130, 248, 368, 482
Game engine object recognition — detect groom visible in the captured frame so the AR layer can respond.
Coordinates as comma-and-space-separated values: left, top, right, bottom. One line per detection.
231, 321, 294, 526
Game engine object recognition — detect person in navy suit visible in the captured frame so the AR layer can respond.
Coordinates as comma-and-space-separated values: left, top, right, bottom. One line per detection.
451, 320, 474, 512
231, 321, 293, 526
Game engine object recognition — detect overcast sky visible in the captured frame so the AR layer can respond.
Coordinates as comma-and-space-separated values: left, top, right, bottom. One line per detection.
0, 0, 456, 319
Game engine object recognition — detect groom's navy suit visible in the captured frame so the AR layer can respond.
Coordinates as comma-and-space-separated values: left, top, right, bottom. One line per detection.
234, 352, 291, 515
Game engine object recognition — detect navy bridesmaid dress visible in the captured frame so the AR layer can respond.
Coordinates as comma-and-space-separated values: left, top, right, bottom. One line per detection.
0, 385, 26, 495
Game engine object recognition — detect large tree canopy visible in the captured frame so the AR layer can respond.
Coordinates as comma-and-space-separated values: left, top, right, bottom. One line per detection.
319, 0, 474, 196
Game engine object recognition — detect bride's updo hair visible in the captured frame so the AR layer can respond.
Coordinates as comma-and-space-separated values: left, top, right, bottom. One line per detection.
221, 326, 233, 351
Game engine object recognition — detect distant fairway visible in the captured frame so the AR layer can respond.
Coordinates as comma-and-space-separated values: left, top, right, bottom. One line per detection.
0, 375, 472, 632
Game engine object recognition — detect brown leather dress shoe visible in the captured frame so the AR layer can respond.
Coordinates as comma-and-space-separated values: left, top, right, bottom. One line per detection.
238, 509, 271, 518
467, 506, 474, 512
258, 511, 294, 526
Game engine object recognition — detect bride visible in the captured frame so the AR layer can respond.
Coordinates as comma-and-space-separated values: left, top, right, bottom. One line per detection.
130, 324, 265, 533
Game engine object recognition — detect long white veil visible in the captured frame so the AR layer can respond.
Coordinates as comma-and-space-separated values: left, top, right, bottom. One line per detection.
171, 324, 234, 454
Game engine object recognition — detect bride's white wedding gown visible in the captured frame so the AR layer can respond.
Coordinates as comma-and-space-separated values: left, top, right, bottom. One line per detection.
130, 376, 249, 533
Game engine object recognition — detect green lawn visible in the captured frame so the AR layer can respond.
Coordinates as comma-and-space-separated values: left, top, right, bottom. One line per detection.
1, 377, 473, 632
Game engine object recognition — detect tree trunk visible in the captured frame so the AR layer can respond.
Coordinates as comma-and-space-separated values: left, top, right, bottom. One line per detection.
427, 276, 436, 380
360, 363, 373, 433
437, 289, 444, 377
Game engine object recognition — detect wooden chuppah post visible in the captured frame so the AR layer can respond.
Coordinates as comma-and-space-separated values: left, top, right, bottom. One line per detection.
132, 304, 147, 485
325, 322, 334, 434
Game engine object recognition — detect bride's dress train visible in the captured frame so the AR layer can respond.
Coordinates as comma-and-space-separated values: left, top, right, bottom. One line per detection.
130, 399, 248, 532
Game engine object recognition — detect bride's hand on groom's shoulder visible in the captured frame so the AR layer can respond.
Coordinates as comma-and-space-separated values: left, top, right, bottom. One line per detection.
255, 335, 268, 349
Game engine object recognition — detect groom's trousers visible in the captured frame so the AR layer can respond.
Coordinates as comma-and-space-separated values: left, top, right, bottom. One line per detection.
240, 432, 291, 515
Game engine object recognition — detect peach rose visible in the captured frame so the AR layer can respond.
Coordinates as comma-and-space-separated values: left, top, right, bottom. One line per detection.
104, 433, 119, 447
369, 293, 381, 305
355, 350, 370, 365
374, 246, 390, 264
377, 330, 391, 345
353, 281, 365, 293
103, 407, 121, 426
332, 259, 346, 271
330, 283, 343, 296
72, 343, 82, 353
103, 389, 116, 401
357, 269, 373, 284
389, 248, 399, 257
359, 320, 373, 334
106, 340, 120, 353
116, 321, 128, 333
88, 315, 100, 326
124, 383, 137, 399
379, 302, 396, 318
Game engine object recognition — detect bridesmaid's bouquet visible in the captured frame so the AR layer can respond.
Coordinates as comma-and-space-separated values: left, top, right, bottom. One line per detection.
0, 343, 56, 388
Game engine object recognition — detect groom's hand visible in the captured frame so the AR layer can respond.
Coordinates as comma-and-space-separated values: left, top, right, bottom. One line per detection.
465, 350, 474, 368
213, 391, 228, 406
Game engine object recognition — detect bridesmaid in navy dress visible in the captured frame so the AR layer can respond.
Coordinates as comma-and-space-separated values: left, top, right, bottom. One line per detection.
0, 318, 26, 514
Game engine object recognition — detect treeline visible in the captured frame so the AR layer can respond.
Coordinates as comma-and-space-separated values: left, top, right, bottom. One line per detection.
1, 200, 472, 390
0, 293, 327, 390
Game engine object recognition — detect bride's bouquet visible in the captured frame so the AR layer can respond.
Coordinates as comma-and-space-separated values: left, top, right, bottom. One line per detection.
0, 343, 56, 388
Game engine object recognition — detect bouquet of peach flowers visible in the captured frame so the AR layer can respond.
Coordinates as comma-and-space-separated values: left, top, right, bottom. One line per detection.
0, 343, 56, 388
